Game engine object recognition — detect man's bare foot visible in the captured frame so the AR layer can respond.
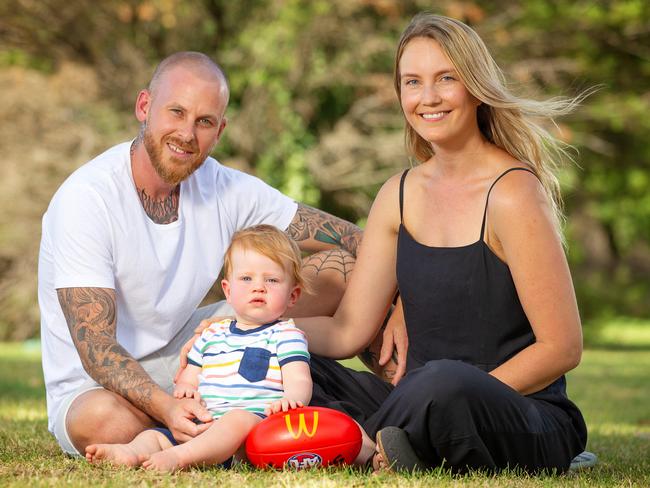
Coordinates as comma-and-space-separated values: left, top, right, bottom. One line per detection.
142, 448, 185, 472
85, 443, 144, 467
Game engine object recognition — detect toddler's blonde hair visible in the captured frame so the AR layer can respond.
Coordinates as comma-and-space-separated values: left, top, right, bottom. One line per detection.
223, 224, 311, 293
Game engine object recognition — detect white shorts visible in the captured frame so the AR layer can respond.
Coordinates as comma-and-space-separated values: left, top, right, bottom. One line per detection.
53, 301, 234, 455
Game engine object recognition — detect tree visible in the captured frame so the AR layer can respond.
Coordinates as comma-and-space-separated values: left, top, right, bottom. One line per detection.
0, 0, 647, 339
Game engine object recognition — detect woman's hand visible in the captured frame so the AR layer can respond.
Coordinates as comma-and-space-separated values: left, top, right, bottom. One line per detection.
378, 298, 408, 386
173, 316, 231, 382
357, 299, 409, 385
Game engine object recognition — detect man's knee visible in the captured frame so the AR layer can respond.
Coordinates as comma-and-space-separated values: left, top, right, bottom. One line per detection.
66, 389, 154, 452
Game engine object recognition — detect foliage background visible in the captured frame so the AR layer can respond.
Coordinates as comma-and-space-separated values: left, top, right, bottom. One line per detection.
0, 0, 648, 340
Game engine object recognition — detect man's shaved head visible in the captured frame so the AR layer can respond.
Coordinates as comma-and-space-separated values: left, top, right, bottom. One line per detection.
148, 51, 229, 104
135, 51, 230, 187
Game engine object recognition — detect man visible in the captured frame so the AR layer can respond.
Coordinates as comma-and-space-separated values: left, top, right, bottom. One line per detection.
38, 51, 375, 456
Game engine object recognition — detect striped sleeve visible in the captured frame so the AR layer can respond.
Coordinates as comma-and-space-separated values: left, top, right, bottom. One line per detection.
275, 319, 310, 367
187, 327, 212, 367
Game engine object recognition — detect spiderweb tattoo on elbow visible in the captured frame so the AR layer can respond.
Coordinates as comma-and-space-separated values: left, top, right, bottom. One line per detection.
302, 249, 356, 282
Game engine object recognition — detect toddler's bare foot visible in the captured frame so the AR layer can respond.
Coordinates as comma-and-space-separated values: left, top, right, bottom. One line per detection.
142, 448, 185, 472
85, 443, 144, 467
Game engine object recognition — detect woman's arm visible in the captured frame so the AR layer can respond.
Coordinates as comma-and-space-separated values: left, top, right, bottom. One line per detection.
487, 171, 582, 395
294, 174, 403, 358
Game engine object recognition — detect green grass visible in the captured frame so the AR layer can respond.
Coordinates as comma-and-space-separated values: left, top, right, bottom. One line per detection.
1, 321, 648, 487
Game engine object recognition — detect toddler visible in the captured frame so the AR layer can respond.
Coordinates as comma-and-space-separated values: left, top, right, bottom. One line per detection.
85, 224, 312, 471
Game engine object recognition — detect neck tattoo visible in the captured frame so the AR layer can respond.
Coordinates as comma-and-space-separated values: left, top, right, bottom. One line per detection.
130, 138, 180, 225
137, 185, 180, 225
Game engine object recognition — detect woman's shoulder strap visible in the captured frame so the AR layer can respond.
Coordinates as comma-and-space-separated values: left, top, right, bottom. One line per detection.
399, 169, 410, 224
480, 167, 539, 241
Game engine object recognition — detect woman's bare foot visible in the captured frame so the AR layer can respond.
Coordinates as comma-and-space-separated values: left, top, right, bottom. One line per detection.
85, 443, 144, 467
142, 448, 185, 472
372, 449, 389, 471
373, 426, 424, 473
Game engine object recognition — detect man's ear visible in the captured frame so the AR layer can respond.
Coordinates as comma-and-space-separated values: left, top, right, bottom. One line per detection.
134, 89, 151, 123
221, 279, 232, 303
286, 285, 302, 308
207, 117, 228, 155
217, 117, 227, 139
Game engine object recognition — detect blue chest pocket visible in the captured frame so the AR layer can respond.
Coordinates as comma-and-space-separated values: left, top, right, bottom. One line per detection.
238, 347, 271, 383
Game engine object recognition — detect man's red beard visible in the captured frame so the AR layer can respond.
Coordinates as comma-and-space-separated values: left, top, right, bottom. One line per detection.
143, 126, 205, 186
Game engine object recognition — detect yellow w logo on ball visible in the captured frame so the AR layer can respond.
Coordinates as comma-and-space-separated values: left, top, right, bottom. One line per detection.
285, 411, 319, 439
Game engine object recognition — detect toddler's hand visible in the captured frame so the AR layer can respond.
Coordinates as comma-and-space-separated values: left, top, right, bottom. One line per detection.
173, 383, 201, 401
265, 398, 304, 416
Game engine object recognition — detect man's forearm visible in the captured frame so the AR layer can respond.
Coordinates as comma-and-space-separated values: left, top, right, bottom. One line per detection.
86, 341, 162, 415
57, 287, 166, 419
287, 203, 362, 257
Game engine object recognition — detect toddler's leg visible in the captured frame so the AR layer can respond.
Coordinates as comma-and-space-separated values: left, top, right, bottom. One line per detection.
143, 410, 261, 472
85, 429, 174, 467
353, 421, 376, 467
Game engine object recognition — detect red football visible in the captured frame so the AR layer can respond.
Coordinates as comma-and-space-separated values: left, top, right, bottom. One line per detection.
245, 406, 362, 469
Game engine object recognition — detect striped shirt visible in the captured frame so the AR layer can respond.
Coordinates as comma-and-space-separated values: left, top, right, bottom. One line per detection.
187, 318, 309, 418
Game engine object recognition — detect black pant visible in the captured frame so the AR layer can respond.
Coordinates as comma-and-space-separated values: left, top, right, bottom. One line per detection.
310, 356, 586, 473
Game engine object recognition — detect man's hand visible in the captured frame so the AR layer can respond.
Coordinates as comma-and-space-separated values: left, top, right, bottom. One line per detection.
378, 298, 408, 386
174, 316, 232, 382
162, 397, 214, 443
264, 398, 304, 416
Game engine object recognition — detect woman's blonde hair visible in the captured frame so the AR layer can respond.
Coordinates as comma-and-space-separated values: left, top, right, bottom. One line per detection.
395, 13, 591, 235
223, 224, 311, 293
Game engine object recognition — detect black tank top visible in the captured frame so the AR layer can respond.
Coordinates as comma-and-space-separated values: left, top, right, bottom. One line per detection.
396, 167, 569, 400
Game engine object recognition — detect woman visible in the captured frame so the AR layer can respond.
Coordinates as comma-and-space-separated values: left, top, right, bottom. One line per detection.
298, 13, 590, 473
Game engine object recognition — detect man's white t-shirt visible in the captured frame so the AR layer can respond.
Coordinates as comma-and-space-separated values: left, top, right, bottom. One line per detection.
38, 141, 297, 432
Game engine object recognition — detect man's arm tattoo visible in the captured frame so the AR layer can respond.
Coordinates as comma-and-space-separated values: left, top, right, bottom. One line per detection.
57, 287, 159, 413
287, 204, 362, 257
